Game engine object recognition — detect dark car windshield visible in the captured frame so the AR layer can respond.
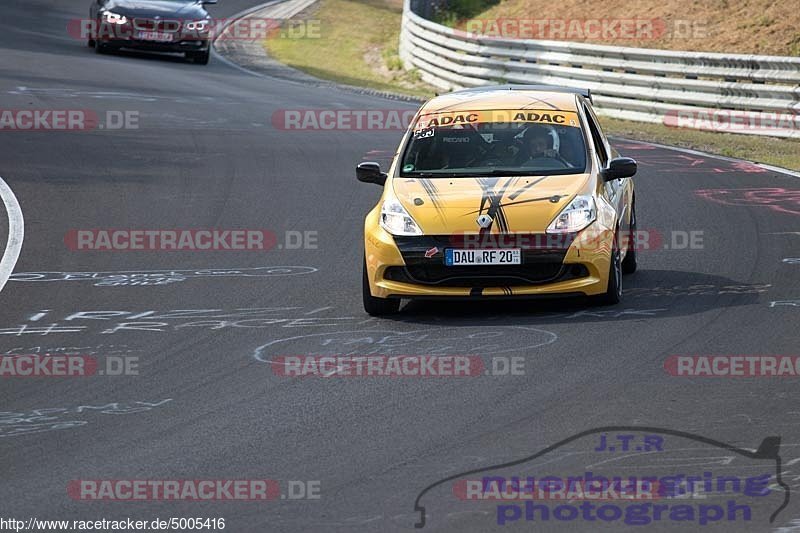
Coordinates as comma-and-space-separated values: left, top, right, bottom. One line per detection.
401, 109, 587, 178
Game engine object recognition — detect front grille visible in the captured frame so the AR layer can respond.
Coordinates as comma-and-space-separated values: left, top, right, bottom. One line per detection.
387, 235, 588, 288
385, 263, 587, 287
133, 19, 181, 32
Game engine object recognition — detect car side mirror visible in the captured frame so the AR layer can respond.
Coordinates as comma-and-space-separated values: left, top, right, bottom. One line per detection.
602, 157, 637, 182
356, 162, 387, 186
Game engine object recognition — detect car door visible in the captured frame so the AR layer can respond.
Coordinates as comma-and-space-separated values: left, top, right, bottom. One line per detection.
582, 101, 631, 237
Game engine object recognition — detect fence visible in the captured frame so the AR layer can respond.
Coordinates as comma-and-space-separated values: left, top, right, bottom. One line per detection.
399, 0, 800, 138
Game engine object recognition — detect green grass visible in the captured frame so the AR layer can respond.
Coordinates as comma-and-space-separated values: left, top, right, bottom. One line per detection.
433, 0, 500, 26
600, 117, 800, 170
266, 0, 800, 171
265, 0, 431, 97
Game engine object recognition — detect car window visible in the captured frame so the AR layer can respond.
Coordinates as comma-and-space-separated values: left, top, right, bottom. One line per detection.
400, 109, 587, 177
583, 103, 609, 167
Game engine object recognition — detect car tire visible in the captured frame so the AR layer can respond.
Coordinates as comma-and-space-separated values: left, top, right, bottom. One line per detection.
189, 50, 210, 65
94, 39, 107, 54
621, 201, 637, 274
362, 258, 400, 316
593, 230, 623, 306
88, 14, 96, 47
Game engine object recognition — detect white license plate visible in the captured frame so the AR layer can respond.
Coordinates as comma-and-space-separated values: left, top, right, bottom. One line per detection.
445, 248, 521, 266
137, 31, 173, 41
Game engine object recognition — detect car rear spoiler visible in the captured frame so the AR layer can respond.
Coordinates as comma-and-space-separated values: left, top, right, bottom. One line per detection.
450, 84, 592, 103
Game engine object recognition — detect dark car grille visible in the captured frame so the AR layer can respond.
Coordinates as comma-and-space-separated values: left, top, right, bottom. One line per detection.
388, 235, 588, 288
133, 18, 181, 32
385, 264, 587, 288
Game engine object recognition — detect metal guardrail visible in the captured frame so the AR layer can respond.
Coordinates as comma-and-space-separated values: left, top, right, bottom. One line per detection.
399, 0, 800, 138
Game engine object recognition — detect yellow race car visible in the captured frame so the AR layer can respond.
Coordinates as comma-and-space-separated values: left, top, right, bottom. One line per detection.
358, 85, 637, 315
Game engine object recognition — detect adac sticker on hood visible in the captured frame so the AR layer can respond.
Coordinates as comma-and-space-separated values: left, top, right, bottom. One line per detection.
414, 109, 580, 130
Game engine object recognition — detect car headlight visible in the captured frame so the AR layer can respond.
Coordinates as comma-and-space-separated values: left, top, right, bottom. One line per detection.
103, 11, 128, 24
547, 194, 596, 234
380, 195, 423, 236
185, 20, 209, 31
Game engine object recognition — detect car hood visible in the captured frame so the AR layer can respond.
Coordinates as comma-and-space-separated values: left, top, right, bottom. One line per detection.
104, 0, 208, 18
391, 173, 592, 234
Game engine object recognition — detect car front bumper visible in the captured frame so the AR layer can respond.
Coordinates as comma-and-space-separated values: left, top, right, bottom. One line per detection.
364, 207, 615, 299
99, 37, 209, 53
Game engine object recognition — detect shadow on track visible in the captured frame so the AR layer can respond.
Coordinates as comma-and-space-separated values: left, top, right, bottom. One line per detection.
91, 47, 201, 66
390, 269, 769, 325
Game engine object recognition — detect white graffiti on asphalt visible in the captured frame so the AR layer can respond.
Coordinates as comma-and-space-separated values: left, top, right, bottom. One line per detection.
771, 300, 800, 308
9, 266, 317, 286
0, 307, 373, 336
253, 327, 559, 363
0, 344, 137, 355
0, 305, 681, 338
0, 399, 172, 438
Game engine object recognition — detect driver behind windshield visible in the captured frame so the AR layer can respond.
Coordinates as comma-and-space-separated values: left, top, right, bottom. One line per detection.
515, 125, 557, 165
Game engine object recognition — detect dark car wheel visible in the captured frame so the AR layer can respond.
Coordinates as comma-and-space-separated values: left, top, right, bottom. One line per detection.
87, 14, 96, 47
593, 229, 623, 306
188, 50, 210, 65
94, 39, 108, 54
622, 200, 637, 274
363, 258, 400, 316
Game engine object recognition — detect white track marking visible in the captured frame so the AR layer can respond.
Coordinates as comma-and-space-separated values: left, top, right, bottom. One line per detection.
0, 176, 24, 294
211, 0, 321, 79
619, 138, 800, 179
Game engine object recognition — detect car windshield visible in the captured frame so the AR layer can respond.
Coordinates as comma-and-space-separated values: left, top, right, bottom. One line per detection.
401, 109, 587, 177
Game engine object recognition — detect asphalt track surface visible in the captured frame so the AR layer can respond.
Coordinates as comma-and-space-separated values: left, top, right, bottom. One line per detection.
1, 1, 800, 531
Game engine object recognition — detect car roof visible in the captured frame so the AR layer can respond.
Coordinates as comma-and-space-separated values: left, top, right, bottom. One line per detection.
419, 85, 584, 115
